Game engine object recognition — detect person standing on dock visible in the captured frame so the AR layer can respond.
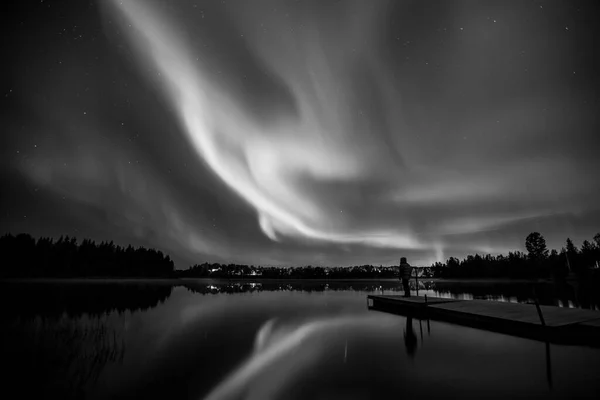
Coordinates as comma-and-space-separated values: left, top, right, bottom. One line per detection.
399, 257, 413, 297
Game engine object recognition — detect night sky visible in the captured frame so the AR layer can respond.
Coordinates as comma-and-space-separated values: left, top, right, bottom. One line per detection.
2, 0, 599, 268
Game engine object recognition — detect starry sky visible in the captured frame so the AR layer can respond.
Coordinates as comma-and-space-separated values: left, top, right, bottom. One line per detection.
2, 0, 599, 268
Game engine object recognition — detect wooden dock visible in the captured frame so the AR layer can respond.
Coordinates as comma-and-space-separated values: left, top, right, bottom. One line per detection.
367, 295, 600, 347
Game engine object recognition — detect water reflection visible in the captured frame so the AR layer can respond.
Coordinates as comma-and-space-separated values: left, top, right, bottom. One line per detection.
403, 316, 418, 358
203, 314, 398, 400
6, 279, 598, 313
4, 314, 126, 398
435, 280, 600, 310
0, 282, 173, 318
394, 307, 557, 391
0, 282, 170, 399
1, 280, 599, 399
181, 280, 600, 310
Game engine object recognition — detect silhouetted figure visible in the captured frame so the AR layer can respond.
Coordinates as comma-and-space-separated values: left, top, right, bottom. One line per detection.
399, 257, 413, 297
404, 316, 418, 358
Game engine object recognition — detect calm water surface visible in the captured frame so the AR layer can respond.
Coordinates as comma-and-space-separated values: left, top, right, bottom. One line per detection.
1, 280, 599, 399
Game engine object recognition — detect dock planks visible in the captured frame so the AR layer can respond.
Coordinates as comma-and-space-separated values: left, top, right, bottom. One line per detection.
367, 294, 600, 347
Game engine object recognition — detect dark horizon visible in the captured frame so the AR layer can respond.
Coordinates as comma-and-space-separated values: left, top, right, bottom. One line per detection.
2, 0, 600, 268
2, 231, 598, 277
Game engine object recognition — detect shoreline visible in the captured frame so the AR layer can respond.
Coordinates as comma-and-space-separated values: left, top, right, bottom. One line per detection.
0, 277, 542, 284
181, 277, 541, 284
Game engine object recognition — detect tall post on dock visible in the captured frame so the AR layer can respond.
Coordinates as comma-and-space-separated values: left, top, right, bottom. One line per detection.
415, 266, 419, 297
534, 301, 546, 326
531, 284, 552, 388
532, 287, 546, 327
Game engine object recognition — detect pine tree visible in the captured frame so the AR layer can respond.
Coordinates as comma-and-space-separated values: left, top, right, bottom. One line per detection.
525, 232, 549, 259
566, 238, 578, 255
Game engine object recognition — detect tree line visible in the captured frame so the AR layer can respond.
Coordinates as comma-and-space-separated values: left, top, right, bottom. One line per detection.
2, 231, 599, 280
178, 263, 401, 279
0, 233, 175, 278
182, 232, 600, 280
430, 232, 600, 279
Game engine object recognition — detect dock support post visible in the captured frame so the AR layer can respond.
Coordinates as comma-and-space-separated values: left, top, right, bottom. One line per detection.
532, 287, 546, 327
534, 301, 546, 327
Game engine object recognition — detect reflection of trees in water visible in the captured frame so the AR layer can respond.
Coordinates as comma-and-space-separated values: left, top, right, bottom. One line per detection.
2, 279, 598, 399
0, 282, 173, 319
4, 314, 125, 399
430, 281, 600, 310
1, 283, 172, 399
181, 280, 600, 310
182, 281, 409, 295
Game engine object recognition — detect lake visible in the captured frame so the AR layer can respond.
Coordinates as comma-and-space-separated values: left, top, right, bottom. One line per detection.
1, 279, 599, 399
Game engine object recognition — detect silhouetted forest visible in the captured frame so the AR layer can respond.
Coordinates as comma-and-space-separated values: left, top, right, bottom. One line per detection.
2, 232, 599, 280
0, 233, 175, 278
430, 232, 600, 280
181, 232, 600, 281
